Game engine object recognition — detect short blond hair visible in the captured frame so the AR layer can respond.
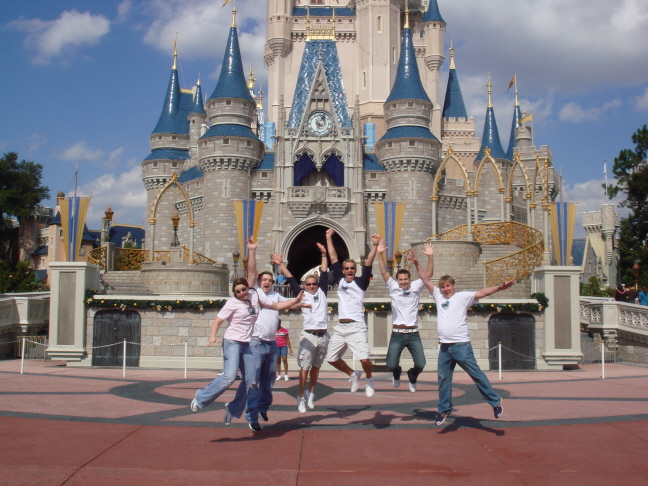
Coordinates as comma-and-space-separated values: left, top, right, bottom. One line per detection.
438, 275, 455, 286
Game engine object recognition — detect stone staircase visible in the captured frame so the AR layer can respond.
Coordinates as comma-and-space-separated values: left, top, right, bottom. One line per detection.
100, 271, 153, 296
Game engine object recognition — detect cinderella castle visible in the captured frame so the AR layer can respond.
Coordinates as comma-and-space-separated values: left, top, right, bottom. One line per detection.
140, 0, 556, 287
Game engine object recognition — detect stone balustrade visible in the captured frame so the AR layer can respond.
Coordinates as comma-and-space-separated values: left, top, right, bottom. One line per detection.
287, 186, 351, 218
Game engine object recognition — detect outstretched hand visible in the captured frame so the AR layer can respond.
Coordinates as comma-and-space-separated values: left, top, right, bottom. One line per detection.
408, 251, 418, 265
271, 252, 283, 265
316, 242, 326, 254
370, 233, 380, 246
326, 228, 335, 239
498, 279, 516, 291
246, 237, 258, 251
377, 238, 388, 254
422, 242, 434, 256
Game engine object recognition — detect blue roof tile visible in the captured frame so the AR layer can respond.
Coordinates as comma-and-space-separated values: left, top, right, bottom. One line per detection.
476, 107, 507, 160
363, 153, 384, 171
255, 153, 275, 170
506, 104, 522, 160
152, 69, 192, 135
32, 245, 48, 256
209, 27, 255, 103
201, 123, 260, 141
442, 68, 468, 119
191, 82, 206, 114
386, 29, 430, 103
109, 225, 146, 248
379, 125, 439, 142
178, 165, 204, 183
422, 0, 445, 23
143, 148, 190, 161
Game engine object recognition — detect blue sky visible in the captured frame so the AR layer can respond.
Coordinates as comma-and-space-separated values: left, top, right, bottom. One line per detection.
1, 0, 647, 237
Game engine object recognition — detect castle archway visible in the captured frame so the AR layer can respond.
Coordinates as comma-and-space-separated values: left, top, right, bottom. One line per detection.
285, 225, 348, 282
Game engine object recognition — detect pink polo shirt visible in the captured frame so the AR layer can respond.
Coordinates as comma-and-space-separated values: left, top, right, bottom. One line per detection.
217, 290, 274, 342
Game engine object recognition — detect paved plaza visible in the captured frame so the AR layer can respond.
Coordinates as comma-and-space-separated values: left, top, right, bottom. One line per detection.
1, 359, 648, 485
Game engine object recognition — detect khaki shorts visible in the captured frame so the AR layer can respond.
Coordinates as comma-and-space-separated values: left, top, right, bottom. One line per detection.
298, 330, 330, 370
325, 321, 370, 362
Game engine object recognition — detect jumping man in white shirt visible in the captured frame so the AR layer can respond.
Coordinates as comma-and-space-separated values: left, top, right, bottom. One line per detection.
325, 229, 379, 398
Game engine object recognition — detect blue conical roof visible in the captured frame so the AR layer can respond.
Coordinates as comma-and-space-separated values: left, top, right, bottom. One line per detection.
442, 68, 468, 119
152, 68, 186, 134
505, 104, 521, 160
385, 28, 431, 103
191, 81, 206, 114
476, 106, 507, 160
423, 0, 445, 23
209, 27, 254, 102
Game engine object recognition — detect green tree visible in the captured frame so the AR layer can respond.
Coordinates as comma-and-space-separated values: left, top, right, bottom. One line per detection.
0, 152, 50, 230
607, 126, 648, 287
0, 261, 48, 293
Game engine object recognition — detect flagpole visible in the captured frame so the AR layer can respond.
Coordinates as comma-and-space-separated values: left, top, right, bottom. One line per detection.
604, 161, 608, 197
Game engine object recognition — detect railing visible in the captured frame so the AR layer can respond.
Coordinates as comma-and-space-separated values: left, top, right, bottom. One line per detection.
90, 246, 216, 271
88, 246, 107, 270
434, 221, 544, 286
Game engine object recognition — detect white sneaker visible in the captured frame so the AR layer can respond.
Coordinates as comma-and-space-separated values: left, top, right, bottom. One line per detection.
190, 391, 201, 413
409, 381, 417, 392
365, 377, 375, 398
297, 397, 307, 414
305, 390, 315, 409
349, 370, 362, 393
284, 375, 289, 381
392, 377, 401, 389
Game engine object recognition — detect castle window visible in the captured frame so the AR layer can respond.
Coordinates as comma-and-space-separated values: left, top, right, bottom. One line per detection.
409, 140, 416, 146
152, 162, 158, 168
172, 162, 178, 168
172, 135, 177, 140
377, 16, 383, 33
157, 136, 162, 140
363, 71, 367, 88
370, 173, 377, 180
191, 119, 195, 125
246, 140, 251, 146
311, 0, 323, 4
226, 100, 232, 106
203, 141, 207, 147
261, 171, 269, 179
408, 102, 414, 107
223, 138, 230, 145
392, 47, 396, 63
387, 142, 392, 148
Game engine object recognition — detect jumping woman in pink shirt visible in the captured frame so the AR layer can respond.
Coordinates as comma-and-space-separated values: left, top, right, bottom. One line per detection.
191, 277, 305, 431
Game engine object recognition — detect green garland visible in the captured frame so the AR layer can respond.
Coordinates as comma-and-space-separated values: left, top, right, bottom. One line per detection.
86, 288, 548, 315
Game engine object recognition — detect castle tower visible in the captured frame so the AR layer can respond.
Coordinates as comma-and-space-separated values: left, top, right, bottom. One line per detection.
198, 9, 264, 264
374, 9, 442, 245
475, 74, 506, 162
188, 77, 207, 161
416, 0, 446, 138
141, 40, 192, 250
505, 79, 522, 160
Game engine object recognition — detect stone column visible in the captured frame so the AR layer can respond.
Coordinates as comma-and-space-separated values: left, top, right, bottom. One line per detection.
149, 219, 156, 259
47, 262, 99, 363
431, 196, 438, 238
101, 242, 115, 271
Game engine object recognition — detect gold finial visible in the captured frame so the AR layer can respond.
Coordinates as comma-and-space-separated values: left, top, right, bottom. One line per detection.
231, 3, 237, 28
449, 38, 455, 70
247, 63, 255, 90
515, 76, 519, 107
257, 81, 263, 109
172, 34, 178, 70
487, 73, 493, 108
197, 73, 201, 85
404, 1, 410, 29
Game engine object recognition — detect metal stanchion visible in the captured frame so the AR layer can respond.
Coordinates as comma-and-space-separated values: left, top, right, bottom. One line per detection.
498, 342, 502, 381
123, 338, 127, 378
184, 341, 188, 379
601, 341, 605, 380
20, 337, 26, 374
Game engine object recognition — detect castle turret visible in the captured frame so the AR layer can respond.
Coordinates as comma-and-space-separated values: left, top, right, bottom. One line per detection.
265, 0, 293, 125
188, 77, 207, 160
475, 74, 506, 161
375, 9, 442, 244
419, 0, 446, 137
505, 79, 522, 160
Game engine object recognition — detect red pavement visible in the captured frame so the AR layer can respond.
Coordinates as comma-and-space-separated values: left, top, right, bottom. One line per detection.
1, 360, 648, 485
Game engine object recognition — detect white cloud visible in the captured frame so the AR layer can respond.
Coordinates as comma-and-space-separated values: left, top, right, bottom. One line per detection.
116, 1, 133, 23
27, 133, 47, 154
634, 87, 648, 112
558, 99, 622, 123
59, 141, 105, 162
563, 178, 630, 238
84, 165, 147, 229
9, 10, 110, 65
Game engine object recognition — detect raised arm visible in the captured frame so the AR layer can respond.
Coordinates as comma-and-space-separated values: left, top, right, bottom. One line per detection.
316, 242, 328, 273
326, 228, 338, 264
270, 291, 308, 311
246, 237, 259, 288
474, 279, 516, 299
376, 238, 391, 283
364, 233, 380, 267
423, 242, 434, 278
410, 251, 435, 294
272, 253, 301, 297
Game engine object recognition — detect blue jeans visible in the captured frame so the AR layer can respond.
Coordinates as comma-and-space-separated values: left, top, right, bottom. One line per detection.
386, 331, 426, 383
194, 339, 257, 409
228, 338, 277, 423
437, 342, 500, 414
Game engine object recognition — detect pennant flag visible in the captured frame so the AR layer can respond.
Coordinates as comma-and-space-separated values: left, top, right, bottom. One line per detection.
373, 202, 406, 266
519, 113, 533, 124
58, 196, 91, 262
220, 0, 234, 10
232, 199, 265, 257
549, 202, 578, 266
508, 75, 516, 91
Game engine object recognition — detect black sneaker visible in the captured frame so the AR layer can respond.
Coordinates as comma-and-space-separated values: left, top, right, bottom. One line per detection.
249, 422, 261, 432
493, 399, 503, 419
435, 412, 449, 426
259, 412, 268, 422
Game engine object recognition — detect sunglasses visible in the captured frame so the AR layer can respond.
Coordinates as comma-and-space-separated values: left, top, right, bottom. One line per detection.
305, 282, 318, 286
234, 288, 248, 294
343, 266, 356, 270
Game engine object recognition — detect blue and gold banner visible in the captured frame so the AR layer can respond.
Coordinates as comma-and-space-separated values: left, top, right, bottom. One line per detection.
374, 201, 406, 265
549, 202, 577, 266
232, 199, 264, 257
58, 196, 91, 262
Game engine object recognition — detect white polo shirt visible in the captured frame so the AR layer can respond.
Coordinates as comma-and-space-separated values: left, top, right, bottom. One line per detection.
337, 278, 366, 324
387, 278, 425, 326
301, 287, 328, 330
252, 285, 287, 341
432, 286, 477, 343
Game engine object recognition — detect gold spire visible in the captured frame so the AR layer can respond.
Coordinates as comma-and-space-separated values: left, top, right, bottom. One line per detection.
172, 34, 178, 70
404, 2, 410, 29
515, 76, 519, 106
449, 38, 455, 70
231, 2, 236, 28
257, 82, 263, 109
487, 73, 493, 108
247, 63, 255, 90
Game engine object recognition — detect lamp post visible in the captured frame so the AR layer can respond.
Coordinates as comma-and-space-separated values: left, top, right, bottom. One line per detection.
394, 250, 402, 273
633, 262, 641, 290
170, 213, 180, 248
232, 251, 240, 280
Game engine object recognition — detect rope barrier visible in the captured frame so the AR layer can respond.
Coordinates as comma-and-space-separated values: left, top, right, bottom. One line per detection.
499, 345, 536, 360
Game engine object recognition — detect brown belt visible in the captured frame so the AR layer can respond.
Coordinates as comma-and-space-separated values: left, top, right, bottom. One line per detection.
339, 319, 354, 323
304, 329, 327, 336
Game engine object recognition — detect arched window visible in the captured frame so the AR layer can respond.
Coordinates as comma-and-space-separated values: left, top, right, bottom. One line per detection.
377, 16, 383, 33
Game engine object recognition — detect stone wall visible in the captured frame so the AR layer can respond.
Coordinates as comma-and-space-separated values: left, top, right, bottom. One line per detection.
617, 336, 648, 364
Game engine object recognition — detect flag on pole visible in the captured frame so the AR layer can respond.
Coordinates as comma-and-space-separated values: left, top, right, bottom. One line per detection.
508, 75, 516, 91
519, 113, 533, 124
58, 196, 91, 262
373, 202, 406, 266
220, 0, 234, 10
232, 199, 265, 258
